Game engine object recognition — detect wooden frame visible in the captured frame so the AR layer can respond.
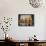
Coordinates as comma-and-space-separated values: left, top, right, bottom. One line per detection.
18, 14, 34, 26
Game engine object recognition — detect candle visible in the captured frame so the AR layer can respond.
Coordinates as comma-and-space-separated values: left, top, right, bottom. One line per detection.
6, 34, 8, 38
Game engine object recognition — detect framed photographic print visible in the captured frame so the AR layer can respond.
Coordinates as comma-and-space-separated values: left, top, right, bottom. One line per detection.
18, 14, 34, 26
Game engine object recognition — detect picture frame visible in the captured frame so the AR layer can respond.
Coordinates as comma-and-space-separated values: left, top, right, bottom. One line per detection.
18, 14, 34, 26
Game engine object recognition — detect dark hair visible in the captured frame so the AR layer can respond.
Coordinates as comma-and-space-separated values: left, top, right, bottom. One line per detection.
34, 35, 36, 37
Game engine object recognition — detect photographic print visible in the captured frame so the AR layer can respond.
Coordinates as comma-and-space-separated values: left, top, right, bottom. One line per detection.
18, 14, 34, 26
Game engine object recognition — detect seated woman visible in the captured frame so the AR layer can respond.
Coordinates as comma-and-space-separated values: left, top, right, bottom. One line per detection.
32, 35, 39, 41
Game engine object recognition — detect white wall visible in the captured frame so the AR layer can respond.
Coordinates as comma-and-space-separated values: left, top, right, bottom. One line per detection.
0, 0, 46, 40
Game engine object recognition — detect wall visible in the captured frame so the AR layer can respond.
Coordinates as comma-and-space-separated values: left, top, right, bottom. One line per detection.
0, 0, 46, 40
